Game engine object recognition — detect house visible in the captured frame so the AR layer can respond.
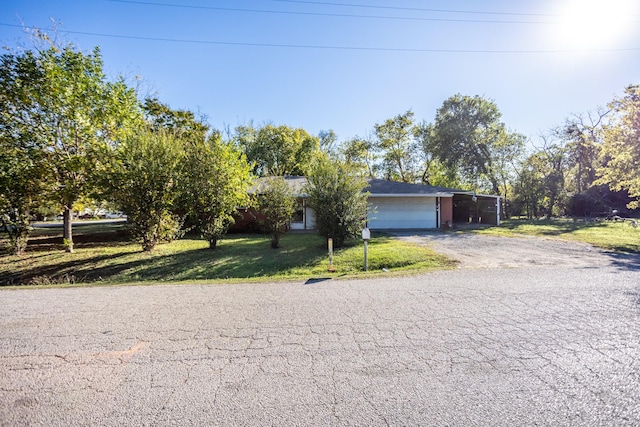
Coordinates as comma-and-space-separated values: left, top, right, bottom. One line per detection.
364, 179, 500, 229
232, 176, 500, 232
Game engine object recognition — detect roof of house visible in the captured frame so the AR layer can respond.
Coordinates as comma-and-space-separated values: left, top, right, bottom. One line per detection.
250, 176, 308, 195
365, 179, 468, 197
252, 176, 476, 198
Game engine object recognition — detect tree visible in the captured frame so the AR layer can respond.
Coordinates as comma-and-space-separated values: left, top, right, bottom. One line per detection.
596, 85, 640, 209
374, 110, 421, 183
2, 38, 141, 253
428, 94, 504, 187
413, 121, 462, 188
43, 45, 140, 252
0, 50, 51, 254
257, 177, 296, 249
234, 123, 319, 176
305, 155, 369, 248
563, 113, 606, 195
427, 94, 526, 215
487, 130, 527, 218
0, 143, 51, 255
143, 97, 209, 140
341, 135, 378, 178
512, 138, 567, 218
318, 129, 339, 157
106, 128, 184, 251
180, 134, 253, 249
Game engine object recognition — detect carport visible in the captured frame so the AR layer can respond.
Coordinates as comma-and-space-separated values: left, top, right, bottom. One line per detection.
452, 193, 501, 226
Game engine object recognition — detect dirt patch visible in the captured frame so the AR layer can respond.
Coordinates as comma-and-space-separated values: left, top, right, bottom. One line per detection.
391, 232, 615, 269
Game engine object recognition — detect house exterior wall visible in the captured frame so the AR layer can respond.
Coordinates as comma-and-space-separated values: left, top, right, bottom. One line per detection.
440, 197, 453, 228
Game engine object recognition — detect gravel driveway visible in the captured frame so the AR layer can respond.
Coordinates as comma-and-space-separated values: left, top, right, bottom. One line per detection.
391, 231, 640, 270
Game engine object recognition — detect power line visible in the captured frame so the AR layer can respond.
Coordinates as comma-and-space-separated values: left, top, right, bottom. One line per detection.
105, 0, 558, 24
3, 23, 639, 54
264, 0, 556, 17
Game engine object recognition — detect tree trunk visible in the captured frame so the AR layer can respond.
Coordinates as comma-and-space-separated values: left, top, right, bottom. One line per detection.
208, 238, 218, 249
63, 206, 74, 253
270, 233, 280, 249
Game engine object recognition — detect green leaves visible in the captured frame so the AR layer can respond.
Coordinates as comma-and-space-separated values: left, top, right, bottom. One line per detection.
0, 41, 142, 253
597, 85, 640, 209
373, 110, 421, 183
305, 155, 368, 248
257, 177, 296, 249
107, 128, 184, 251
234, 123, 320, 177
179, 135, 253, 249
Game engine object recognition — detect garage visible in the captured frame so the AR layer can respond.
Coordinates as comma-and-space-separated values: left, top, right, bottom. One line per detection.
368, 196, 437, 229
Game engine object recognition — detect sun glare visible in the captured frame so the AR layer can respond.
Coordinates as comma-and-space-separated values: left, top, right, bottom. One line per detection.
553, 0, 638, 51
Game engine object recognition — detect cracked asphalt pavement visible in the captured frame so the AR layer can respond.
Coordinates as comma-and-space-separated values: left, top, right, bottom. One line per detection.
2, 235, 640, 426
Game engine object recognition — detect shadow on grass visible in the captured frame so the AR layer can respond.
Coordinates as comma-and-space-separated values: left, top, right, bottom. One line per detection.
2, 233, 333, 286
0, 251, 136, 286
125, 244, 329, 282
3, 230, 444, 286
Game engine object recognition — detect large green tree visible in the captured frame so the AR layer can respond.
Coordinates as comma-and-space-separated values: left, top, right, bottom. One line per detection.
42, 44, 140, 252
180, 134, 253, 249
427, 94, 526, 210
305, 155, 369, 248
106, 128, 184, 251
429, 95, 501, 185
341, 135, 378, 178
256, 177, 296, 249
143, 97, 209, 140
0, 50, 52, 254
513, 138, 567, 218
374, 110, 421, 183
234, 123, 319, 176
596, 85, 640, 209
0, 143, 51, 255
1, 41, 140, 252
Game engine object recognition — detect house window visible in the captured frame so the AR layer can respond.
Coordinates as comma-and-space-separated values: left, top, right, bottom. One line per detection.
292, 199, 304, 223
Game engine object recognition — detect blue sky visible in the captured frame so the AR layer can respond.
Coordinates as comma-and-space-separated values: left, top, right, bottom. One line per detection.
2, 0, 639, 144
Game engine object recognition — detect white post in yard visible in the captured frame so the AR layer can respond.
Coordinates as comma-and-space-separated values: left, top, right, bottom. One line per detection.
361, 228, 371, 271
328, 238, 335, 272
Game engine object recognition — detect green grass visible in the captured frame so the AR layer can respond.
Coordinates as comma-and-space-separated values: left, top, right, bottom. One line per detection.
0, 225, 454, 287
469, 217, 640, 253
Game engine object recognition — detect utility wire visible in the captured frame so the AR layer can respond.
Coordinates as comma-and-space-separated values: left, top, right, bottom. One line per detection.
264, 0, 556, 17
3, 23, 639, 54
105, 0, 560, 24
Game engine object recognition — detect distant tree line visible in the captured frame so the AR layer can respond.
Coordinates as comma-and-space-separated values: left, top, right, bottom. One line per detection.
2, 33, 639, 255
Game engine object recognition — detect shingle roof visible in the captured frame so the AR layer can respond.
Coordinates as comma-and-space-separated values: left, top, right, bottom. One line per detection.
250, 176, 308, 195
253, 176, 471, 197
365, 179, 466, 196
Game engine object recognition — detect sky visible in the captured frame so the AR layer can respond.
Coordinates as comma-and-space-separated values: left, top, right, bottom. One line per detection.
2, 0, 640, 145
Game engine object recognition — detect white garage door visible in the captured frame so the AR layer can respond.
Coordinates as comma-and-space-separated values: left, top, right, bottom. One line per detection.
368, 197, 437, 229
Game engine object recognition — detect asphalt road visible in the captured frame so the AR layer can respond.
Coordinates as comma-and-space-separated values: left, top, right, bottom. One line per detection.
2, 254, 640, 425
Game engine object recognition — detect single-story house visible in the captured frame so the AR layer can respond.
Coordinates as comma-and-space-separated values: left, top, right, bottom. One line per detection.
232, 176, 500, 232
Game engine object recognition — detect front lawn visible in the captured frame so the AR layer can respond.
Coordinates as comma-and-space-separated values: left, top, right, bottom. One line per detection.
1, 225, 454, 287
470, 218, 640, 253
